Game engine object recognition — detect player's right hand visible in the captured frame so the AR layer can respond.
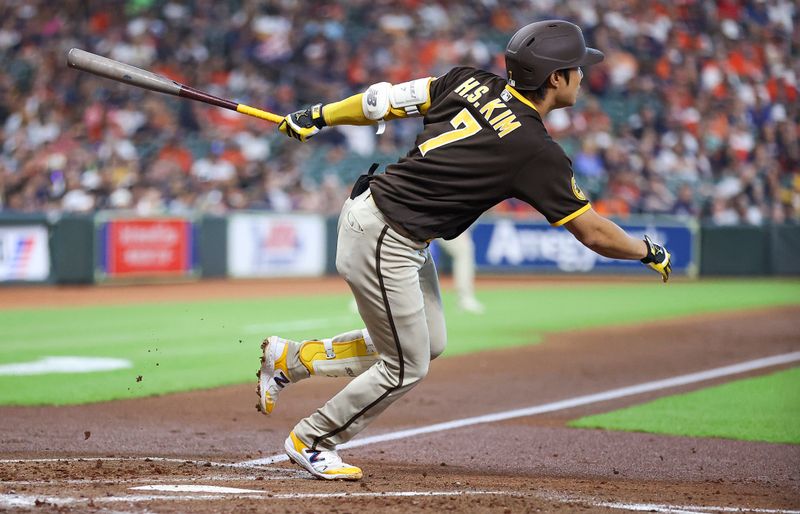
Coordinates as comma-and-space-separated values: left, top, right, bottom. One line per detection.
641, 235, 672, 283
279, 104, 326, 142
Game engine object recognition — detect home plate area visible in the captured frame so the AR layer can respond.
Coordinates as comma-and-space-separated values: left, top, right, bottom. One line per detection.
1, 452, 798, 514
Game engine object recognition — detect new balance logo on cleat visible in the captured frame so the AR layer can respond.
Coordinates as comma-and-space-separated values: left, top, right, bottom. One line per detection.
284, 431, 362, 481
274, 371, 290, 388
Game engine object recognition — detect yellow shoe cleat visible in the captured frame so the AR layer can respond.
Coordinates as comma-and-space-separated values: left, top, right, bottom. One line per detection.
284, 431, 362, 481
255, 336, 291, 415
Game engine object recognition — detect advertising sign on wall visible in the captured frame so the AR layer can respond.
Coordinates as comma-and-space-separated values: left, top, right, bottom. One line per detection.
228, 214, 326, 277
471, 219, 696, 274
0, 225, 50, 282
97, 218, 196, 278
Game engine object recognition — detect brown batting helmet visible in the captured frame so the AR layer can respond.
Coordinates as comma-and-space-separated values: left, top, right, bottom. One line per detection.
505, 20, 604, 90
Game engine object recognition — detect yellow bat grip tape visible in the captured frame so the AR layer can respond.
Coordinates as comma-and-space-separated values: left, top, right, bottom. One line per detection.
236, 104, 283, 124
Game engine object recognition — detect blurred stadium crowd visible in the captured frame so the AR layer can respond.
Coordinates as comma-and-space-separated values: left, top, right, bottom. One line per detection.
0, 0, 797, 225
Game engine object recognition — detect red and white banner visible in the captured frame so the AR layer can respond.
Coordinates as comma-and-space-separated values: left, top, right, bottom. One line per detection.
101, 219, 194, 277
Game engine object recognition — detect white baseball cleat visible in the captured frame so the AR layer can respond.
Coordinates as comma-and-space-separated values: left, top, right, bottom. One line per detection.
284, 431, 362, 481
255, 336, 292, 415
458, 296, 485, 314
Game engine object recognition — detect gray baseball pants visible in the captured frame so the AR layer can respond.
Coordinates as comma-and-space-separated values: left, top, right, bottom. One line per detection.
293, 189, 447, 451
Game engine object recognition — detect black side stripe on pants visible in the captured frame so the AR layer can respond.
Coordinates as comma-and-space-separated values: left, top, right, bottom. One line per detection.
312, 225, 405, 450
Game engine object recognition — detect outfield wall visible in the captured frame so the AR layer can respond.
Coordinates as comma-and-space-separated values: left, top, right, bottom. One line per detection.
0, 212, 797, 284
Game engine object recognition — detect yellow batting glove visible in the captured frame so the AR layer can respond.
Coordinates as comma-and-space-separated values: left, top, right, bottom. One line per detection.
278, 104, 326, 142
641, 235, 672, 283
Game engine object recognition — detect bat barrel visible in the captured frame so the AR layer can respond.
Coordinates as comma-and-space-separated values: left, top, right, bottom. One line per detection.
66, 48, 283, 124
67, 48, 182, 96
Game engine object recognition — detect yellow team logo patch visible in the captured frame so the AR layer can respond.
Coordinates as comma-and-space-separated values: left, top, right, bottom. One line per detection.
571, 176, 587, 201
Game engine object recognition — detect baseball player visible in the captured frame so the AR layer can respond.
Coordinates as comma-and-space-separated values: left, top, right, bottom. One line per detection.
437, 230, 484, 313
256, 20, 671, 481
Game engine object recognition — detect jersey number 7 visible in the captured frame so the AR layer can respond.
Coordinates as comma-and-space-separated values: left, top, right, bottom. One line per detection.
418, 108, 481, 156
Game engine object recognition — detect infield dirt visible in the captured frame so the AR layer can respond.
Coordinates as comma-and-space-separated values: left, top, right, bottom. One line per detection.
0, 279, 798, 513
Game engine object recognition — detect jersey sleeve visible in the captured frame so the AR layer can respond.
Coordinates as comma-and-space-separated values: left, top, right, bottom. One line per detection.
511, 141, 591, 226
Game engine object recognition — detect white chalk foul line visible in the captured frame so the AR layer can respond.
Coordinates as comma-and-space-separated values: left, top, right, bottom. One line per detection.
2, 491, 798, 514
540, 490, 800, 514
592, 500, 800, 514
0, 490, 515, 507
238, 351, 800, 467
1, 474, 292, 486
0, 456, 213, 465
131, 484, 262, 493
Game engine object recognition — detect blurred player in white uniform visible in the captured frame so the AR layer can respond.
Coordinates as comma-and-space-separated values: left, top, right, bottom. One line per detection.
437, 229, 484, 313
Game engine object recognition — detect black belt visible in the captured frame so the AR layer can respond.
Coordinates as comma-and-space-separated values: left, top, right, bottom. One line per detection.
349, 162, 379, 200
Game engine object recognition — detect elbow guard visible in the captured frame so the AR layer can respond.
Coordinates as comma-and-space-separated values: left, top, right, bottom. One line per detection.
362, 82, 392, 121
361, 78, 432, 121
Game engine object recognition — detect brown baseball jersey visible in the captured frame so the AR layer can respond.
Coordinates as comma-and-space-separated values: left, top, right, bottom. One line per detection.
369, 66, 590, 241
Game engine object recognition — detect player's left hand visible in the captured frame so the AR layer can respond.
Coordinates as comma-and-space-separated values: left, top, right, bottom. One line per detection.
641, 235, 672, 283
279, 104, 326, 142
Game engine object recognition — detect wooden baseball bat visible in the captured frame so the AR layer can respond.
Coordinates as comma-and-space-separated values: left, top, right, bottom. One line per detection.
66, 48, 284, 124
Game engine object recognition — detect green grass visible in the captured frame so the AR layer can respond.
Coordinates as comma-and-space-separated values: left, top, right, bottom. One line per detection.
0, 279, 797, 406
569, 367, 800, 444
